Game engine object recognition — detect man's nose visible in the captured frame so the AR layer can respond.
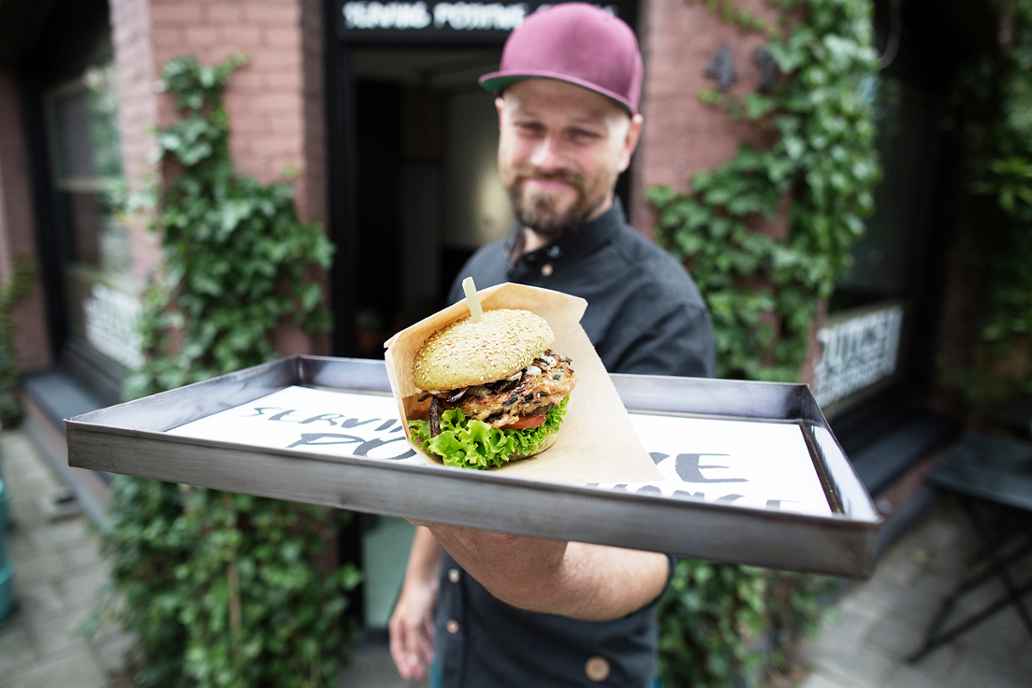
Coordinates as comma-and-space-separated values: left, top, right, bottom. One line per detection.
529, 136, 562, 171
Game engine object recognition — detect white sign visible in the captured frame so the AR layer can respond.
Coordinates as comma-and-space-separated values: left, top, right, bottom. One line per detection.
169, 386, 831, 516
341, 1, 615, 32
84, 284, 143, 369
813, 304, 903, 408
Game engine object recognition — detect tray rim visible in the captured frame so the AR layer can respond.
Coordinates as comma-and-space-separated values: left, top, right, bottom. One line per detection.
65, 355, 882, 576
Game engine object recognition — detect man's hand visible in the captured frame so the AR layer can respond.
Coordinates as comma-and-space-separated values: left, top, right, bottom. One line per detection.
389, 574, 437, 681
389, 527, 442, 682
425, 523, 668, 621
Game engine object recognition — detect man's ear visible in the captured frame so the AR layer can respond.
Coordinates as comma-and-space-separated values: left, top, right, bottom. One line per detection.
618, 113, 644, 173
495, 97, 506, 126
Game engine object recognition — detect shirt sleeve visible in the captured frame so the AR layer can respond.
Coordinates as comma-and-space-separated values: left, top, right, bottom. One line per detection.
611, 301, 716, 379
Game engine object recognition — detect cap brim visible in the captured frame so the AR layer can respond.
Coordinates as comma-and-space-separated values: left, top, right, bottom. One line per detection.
479, 70, 636, 114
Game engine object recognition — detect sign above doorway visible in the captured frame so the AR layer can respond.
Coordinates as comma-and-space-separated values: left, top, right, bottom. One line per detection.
338, 1, 627, 41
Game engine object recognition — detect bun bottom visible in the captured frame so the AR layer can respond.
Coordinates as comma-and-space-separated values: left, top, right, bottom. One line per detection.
507, 431, 560, 463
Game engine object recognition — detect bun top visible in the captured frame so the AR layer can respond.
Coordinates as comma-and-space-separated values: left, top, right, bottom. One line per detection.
413, 309, 554, 390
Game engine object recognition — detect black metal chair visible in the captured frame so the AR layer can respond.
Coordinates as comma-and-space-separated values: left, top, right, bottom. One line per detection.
907, 431, 1032, 662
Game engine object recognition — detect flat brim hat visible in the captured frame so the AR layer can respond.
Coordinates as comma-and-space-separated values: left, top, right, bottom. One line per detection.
479, 3, 644, 115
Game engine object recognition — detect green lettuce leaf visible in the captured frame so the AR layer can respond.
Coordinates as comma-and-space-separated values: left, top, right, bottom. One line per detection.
408, 396, 569, 470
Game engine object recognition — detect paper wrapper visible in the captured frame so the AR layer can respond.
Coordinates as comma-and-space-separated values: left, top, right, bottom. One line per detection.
384, 283, 659, 484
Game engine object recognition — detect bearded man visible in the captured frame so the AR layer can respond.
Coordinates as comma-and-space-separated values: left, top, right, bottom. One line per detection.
389, 5, 715, 686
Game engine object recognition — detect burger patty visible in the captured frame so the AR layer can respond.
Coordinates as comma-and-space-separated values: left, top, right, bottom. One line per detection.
428, 349, 575, 429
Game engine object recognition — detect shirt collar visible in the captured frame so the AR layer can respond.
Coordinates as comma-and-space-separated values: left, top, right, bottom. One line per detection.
506, 198, 626, 270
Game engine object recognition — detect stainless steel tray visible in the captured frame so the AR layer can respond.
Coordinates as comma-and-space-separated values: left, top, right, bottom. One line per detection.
66, 356, 881, 577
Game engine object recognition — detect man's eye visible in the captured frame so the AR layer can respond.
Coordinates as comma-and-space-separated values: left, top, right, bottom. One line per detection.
516, 122, 544, 135
570, 129, 599, 142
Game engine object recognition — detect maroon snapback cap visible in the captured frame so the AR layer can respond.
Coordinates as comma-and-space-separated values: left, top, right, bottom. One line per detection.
479, 3, 644, 114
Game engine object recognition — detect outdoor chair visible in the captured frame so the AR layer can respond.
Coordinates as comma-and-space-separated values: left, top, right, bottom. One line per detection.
907, 431, 1032, 662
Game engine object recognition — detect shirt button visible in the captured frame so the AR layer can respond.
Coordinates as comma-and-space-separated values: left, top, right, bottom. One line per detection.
541, 263, 554, 277
448, 568, 461, 583
547, 245, 561, 258
446, 619, 460, 635
585, 656, 610, 682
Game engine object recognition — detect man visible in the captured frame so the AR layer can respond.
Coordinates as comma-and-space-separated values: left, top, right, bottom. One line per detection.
389, 4, 715, 686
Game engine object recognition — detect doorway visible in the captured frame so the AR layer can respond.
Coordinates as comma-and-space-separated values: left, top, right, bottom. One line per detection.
347, 47, 507, 358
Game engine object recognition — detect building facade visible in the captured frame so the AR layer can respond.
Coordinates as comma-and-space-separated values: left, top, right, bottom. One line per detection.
0, 0, 970, 631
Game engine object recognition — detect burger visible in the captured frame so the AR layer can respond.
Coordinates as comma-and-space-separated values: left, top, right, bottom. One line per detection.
407, 309, 576, 470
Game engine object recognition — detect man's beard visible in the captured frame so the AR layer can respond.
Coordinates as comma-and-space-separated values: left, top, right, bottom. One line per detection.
508, 172, 596, 239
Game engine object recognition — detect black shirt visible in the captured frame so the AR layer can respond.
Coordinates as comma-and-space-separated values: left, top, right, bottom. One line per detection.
435, 200, 715, 687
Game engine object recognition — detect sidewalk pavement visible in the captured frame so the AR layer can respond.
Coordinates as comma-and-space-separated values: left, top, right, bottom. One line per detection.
3, 427, 1029, 687
799, 497, 1032, 688
0, 430, 131, 688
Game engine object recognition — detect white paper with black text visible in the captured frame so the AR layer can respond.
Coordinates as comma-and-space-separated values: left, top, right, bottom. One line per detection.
167, 385, 832, 516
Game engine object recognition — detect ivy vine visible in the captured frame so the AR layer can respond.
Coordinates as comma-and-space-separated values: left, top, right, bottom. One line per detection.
0, 260, 34, 428
649, 0, 879, 381
101, 56, 359, 688
970, 0, 1032, 397
652, 1, 878, 685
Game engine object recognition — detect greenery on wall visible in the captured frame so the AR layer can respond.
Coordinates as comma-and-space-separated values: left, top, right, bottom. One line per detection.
0, 261, 34, 428
650, 0, 879, 382
101, 56, 359, 688
650, 1, 879, 685
961, 0, 1032, 403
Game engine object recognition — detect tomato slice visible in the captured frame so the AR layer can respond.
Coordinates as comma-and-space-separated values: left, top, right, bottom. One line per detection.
504, 414, 547, 430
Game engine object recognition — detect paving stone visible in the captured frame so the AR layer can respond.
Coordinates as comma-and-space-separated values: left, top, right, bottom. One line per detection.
6, 530, 38, 562
801, 642, 897, 688
22, 603, 98, 658
29, 518, 91, 551
0, 623, 38, 675
798, 670, 856, 688
949, 653, 1032, 688
4, 643, 106, 688
93, 631, 134, 674
951, 598, 1032, 664
12, 582, 67, 618
7, 552, 65, 589
58, 565, 112, 613
338, 643, 420, 688
60, 538, 104, 571
864, 610, 946, 661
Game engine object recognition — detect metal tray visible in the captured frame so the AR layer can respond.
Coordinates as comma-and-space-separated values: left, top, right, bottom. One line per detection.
66, 356, 881, 577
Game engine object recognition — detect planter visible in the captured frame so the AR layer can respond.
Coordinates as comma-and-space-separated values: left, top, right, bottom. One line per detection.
0, 475, 12, 623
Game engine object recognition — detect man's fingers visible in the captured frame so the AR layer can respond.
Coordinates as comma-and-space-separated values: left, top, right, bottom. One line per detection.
415, 621, 435, 667
389, 617, 408, 677
390, 616, 432, 681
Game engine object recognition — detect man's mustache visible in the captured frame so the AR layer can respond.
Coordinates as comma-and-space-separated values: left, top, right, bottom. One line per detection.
516, 170, 585, 190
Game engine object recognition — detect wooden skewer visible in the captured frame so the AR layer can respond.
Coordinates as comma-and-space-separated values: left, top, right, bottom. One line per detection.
462, 276, 483, 322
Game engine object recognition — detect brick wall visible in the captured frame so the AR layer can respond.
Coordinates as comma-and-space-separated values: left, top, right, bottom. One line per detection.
632, 0, 782, 236
110, 0, 163, 285
0, 69, 51, 373
110, 0, 329, 354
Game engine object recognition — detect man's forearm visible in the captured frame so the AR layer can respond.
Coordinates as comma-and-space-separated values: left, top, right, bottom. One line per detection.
405, 526, 443, 584
425, 524, 669, 621
553, 543, 669, 620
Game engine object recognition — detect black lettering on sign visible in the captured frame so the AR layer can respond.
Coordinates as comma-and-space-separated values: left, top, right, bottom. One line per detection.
376, 419, 396, 432
287, 433, 416, 461
300, 413, 348, 425
270, 409, 301, 422
765, 499, 796, 510
636, 485, 662, 495
675, 453, 747, 483
716, 494, 743, 503
244, 406, 283, 417
338, 417, 379, 429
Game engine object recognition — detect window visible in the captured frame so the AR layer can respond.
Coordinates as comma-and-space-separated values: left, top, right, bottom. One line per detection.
45, 60, 141, 396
